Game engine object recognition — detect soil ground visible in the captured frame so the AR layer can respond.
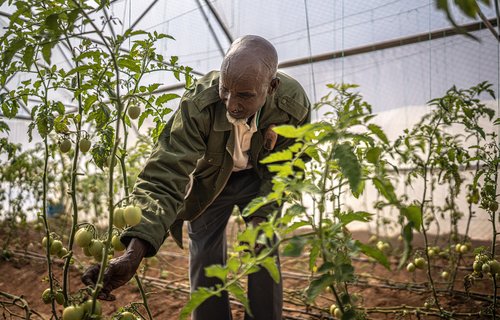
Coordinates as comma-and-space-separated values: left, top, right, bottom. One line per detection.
0, 218, 498, 320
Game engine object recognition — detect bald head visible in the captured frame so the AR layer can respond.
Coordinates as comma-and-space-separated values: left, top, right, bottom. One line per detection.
221, 35, 278, 83
218, 35, 280, 119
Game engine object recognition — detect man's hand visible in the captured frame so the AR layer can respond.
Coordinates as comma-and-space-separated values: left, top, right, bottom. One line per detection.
81, 238, 150, 301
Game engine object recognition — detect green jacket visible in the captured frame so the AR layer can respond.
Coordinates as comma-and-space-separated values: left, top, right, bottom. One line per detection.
122, 71, 310, 256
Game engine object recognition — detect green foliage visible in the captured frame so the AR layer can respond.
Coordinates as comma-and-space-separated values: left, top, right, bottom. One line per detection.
0, 1, 193, 318
356, 241, 390, 269
333, 143, 361, 192
185, 81, 498, 317
400, 205, 422, 231
184, 83, 391, 317
1, 2, 498, 314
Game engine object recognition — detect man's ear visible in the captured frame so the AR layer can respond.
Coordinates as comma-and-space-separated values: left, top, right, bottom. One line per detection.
267, 77, 280, 95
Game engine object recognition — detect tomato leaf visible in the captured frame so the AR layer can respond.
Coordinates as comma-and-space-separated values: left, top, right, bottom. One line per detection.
334, 143, 361, 192
179, 287, 216, 320
260, 150, 293, 164
45, 13, 59, 32
401, 205, 422, 232
398, 223, 414, 270
282, 236, 306, 257
156, 93, 180, 106
41, 42, 54, 65
22, 45, 34, 70
339, 211, 373, 225
368, 123, 389, 144
3, 38, 26, 67
260, 256, 280, 283
305, 273, 335, 303
366, 146, 382, 164
356, 241, 390, 270
227, 283, 251, 317
204, 264, 228, 282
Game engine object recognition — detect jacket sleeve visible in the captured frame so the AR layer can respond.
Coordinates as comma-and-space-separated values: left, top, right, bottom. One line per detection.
120, 97, 208, 256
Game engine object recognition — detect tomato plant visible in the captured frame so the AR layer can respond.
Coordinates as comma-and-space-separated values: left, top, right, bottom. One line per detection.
0, 0, 192, 318
181, 82, 499, 319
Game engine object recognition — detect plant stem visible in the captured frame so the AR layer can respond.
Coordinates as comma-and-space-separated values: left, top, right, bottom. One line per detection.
42, 138, 59, 319
420, 122, 443, 314
491, 158, 498, 320
73, 1, 122, 310
34, 54, 60, 320
134, 274, 154, 320
62, 35, 83, 305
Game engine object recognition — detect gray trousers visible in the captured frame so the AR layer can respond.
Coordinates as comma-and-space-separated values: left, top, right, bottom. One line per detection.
188, 169, 283, 320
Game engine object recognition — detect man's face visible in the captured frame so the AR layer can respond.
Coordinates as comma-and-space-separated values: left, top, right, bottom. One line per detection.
219, 65, 271, 120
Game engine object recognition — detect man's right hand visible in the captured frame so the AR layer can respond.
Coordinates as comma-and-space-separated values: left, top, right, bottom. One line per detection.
81, 238, 150, 301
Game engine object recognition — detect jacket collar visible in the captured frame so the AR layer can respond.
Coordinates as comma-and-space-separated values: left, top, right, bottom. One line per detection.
213, 101, 232, 131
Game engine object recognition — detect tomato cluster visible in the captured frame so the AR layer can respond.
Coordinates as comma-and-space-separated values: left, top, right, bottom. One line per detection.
42, 234, 68, 258
472, 254, 500, 278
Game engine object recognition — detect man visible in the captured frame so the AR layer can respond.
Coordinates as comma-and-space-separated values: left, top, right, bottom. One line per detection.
82, 35, 311, 320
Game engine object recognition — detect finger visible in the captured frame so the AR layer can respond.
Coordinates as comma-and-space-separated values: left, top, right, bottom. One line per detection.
81, 264, 101, 287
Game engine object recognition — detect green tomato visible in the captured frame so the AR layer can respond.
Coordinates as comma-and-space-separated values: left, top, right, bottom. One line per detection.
334, 307, 342, 318
83, 246, 92, 257
376, 241, 385, 251
60, 139, 72, 153
83, 299, 102, 315
489, 260, 500, 274
123, 205, 142, 227
414, 257, 426, 269
459, 245, 469, 254
482, 263, 491, 274
88, 240, 104, 258
329, 304, 337, 317
42, 236, 53, 247
119, 311, 137, 320
112, 235, 126, 251
50, 240, 63, 255
441, 271, 450, 280
41, 288, 52, 304
79, 139, 91, 153
113, 208, 126, 229
75, 228, 93, 248
473, 261, 483, 272
55, 290, 64, 305
57, 247, 68, 258
381, 243, 390, 252
406, 263, 416, 272
62, 305, 84, 320
127, 106, 141, 120
490, 202, 499, 212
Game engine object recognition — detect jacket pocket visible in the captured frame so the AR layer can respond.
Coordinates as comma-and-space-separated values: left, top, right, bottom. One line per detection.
193, 151, 224, 180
